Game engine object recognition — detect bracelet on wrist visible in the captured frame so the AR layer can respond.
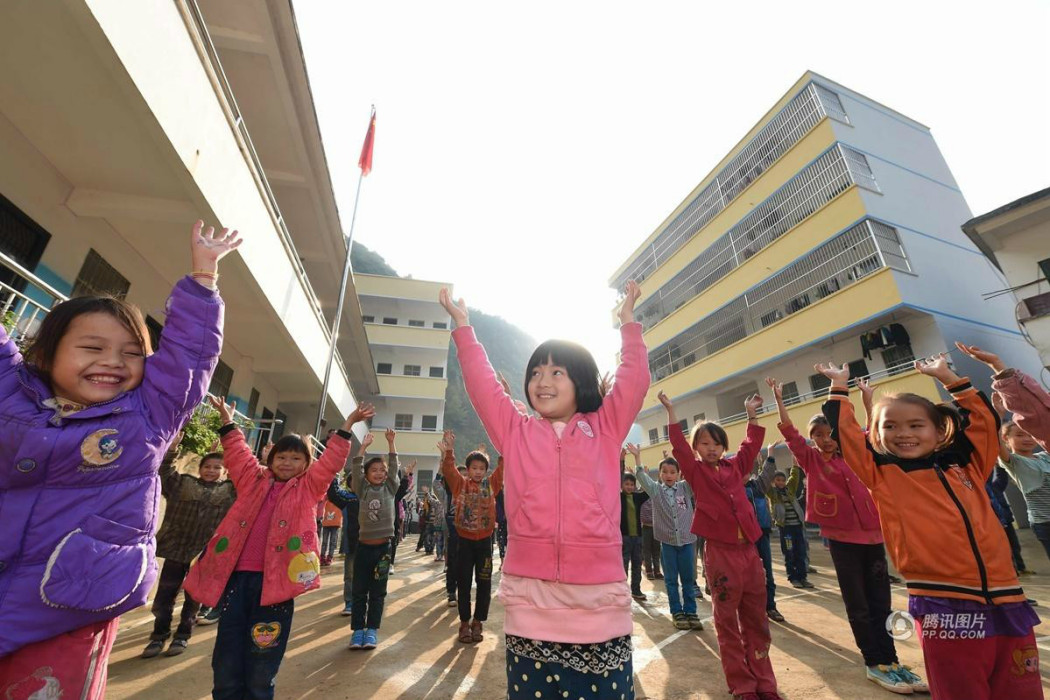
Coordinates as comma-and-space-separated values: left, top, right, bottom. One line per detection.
192, 270, 219, 279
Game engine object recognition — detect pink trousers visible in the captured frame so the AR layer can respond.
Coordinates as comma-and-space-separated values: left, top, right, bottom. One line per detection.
918, 621, 1043, 700
0, 618, 119, 700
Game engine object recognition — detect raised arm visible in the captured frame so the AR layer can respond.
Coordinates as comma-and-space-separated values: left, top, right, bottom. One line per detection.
438, 430, 465, 495
728, 394, 766, 478
302, 403, 374, 499
660, 390, 698, 484
754, 447, 779, 494
817, 362, 879, 488
766, 377, 791, 426
158, 436, 183, 497
596, 280, 651, 439
0, 321, 23, 401
857, 377, 876, 430
384, 427, 401, 495
491, 455, 505, 497
626, 442, 657, 496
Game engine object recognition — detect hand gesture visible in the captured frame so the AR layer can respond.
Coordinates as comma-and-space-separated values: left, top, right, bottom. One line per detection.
347, 402, 375, 427
766, 439, 784, 454
625, 442, 642, 466
744, 393, 763, 419
190, 220, 242, 274
208, 395, 235, 425
385, 427, 396, 445
437, 429, 455, 453
657, 390, 674, 410
498, 371, 512, 397
617, 280, 642, 325
991, 391, 1007, 419
438, 288, 469, 328
915, 353, 959, 384
407, 460, 417, 476
764, 377, 783, 402
662, 449, 669, 459
261, 441, 274, 461
361, 432, 375, 450
814, 362, 850, 387
954, 341, 1006, 373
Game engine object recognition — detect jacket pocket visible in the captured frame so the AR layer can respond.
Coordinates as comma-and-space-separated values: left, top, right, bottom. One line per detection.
813, 492, 838, 519
41, 514, 149, 611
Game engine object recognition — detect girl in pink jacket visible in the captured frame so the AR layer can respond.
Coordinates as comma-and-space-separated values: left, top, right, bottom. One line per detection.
766, 377, 927, 695
440, 282, 649, 700
184, 399, 374, 700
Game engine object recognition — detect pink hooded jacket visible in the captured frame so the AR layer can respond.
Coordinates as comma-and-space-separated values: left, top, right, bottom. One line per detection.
452, 323, 649, 585
993, 368, 1050, 450
184, 426, 350, 607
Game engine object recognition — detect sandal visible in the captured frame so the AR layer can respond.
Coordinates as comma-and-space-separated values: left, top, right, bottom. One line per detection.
458, 621, 473, 643
470, 620, 483, 643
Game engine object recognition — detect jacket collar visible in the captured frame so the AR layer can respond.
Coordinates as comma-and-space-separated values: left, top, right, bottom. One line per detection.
18, 366, 135, 426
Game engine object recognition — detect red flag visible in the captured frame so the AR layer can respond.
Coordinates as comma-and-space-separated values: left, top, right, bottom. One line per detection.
358, 109, 376, 176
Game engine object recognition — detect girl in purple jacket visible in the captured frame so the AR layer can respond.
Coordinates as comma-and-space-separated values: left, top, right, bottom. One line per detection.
0, 221, 239, 700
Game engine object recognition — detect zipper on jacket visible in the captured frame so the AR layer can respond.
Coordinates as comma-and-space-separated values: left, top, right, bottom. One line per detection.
933, 466, 991, 603
555, 438, 562, 581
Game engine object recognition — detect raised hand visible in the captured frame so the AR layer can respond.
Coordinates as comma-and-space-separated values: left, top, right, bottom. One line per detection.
954, 341, 1006, 373
498, 372, 512, 397
625, 442, 642, 461
261, 441, 274, 462
347, 402, 375, 427
767, 439, 784, 453
437, 429, 455, 453
764, 377, 783, 402
407, 460, 417, 476
208, 395, 235, 425
991, 391, 1007, 419
438, 288, 469, 328
657, 390, 677, 423
915, 353, 960, 384
385, 427, 396, 445
190, 220, 242, 275
744, 394, 763, 419
618, 280, 642, 325
814, 362, 850, 387
361, 432, 375, 450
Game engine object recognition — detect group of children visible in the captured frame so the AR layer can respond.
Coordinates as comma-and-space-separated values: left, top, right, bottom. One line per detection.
1, 227, 1047, 700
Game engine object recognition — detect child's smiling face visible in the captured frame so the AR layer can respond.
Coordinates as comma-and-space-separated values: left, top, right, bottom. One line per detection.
199, 457, 223, 483
49, 313, 145, 405
877, 403, 944, 459
366, 459, 387, 485
528, 360, 577, 422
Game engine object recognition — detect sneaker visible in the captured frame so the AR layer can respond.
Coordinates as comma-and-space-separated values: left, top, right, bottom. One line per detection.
686, 613, 704, 630
631, 591, 648, 602
340, 602, 353, 617
801, 579, 816, 589
197, 607, 221, 625
655, 572, 664, 580
349, 629, 365, 650
888, 574, 902, 584
892, 664, 928, 693
447, 596, 457, 608
807, 566, 818, 574
866, 664, 913, 694
790, 580, 805, 589
362, 629, 378, 649
1019, 569, 1037, 576
673, 613, 691, 630
164, 639, 188, 657
196, 606, 211, 619
767, 608, 785, 623
140, 639, 165, 658
645, 572, 655, 580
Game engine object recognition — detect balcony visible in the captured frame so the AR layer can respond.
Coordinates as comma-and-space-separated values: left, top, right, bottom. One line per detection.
356, 273, 450, 304
365, 322, 452, 350
369, 429, 442, 457
377, 374, 448, 401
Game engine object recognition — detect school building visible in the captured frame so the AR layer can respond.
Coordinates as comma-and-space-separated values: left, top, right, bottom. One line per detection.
0, 1, 380, 445
357, 274, 453, 490
609, 71, 1044, 466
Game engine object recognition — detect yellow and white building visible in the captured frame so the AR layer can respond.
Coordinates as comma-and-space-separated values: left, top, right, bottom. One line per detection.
610, 72, 1044, 465
357, 274, 453, 490
0, 1, 377, 443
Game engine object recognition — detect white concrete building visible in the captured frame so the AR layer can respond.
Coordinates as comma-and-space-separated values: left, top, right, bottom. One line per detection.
0, 1, 377, 445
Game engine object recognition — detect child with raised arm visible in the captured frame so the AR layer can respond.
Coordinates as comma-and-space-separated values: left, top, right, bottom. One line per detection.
659, 390, 783, 700
766, 376, 924, 694
626, 444, 701, 631
0, 221, 234, 699
438, 430, 504, 643
440, 281, 648, 700
766, 464, 812, 590
818, 351, 1040, 700
184, 399, 372, 698
347, 428, 405, 650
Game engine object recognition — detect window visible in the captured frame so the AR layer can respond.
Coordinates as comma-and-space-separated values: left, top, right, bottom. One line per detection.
421, 415, 438, 432
362, 315, 375, 323
382, 317, 397, 325
0, 192, 51, 296
648, 428, 659, 445
429, 366, 444, 378
145, 315, 163, 351
781, 381, 801, 406
433, 321, 448, 329
809, 372, 831, 393
882, 344, 915, 376
394, 413, 413, 431
273, 410, 287, 441
73, 249, 129, 298
662, 426, 670, 441
848, 360, 870, 384
247, 387, 260, 419
678, 419, 688, 433
693, 413, 706, 424
404, 364, 421, 376
408, 320, 425, 327
376, 363, 392, 375
208, 359, 233, 398
1039, 258, 1050, 283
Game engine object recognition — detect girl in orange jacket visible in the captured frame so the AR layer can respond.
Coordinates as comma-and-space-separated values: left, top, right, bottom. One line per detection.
817, 347, 1040, 700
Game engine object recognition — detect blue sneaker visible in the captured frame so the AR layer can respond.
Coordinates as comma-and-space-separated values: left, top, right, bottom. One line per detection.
340, 602, 353, 617
349, 629, 365, 650
866, 665, 912, 694
362, 629, 378, 650
892, 664, 928, 693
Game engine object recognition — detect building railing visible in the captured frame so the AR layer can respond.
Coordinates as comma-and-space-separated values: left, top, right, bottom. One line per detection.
611, 82, 851, 291
635, 144, 879, 331
180, 0, 350, 387
647, 219, 911, 382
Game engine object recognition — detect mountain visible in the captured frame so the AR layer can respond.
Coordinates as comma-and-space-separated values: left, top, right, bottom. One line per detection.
350, 242, 533, 455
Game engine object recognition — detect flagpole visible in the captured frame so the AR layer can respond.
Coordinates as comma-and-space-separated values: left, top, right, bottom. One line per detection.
314, 106, 374, 438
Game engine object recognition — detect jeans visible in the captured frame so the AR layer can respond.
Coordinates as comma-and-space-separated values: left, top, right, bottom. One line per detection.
445, 517, 459, 597
641, 525, 662, 576
434, 529, 445, 558
150, 559, 199, 642
661, 541, 697, 615
754, 529, 776, 610
212, 571, 294, 700
1032, 521, 1050, 563
351, 541, 391, 630
320, 526, 339, 560
778, 524, 809, 583
621, 535, 643, 594
828, 540, 897, 667
456, 536, 494, 622
342, 528, 358, 604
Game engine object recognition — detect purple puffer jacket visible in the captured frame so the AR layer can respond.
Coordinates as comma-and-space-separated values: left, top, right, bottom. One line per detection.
0, 277, 223, 657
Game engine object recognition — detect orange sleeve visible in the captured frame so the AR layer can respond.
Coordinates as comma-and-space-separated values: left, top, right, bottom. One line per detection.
948, 378, 1000, 482
440, 449, 464, 497
822, 389, 879, 489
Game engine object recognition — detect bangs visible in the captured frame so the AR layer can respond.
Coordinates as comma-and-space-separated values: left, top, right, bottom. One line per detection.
525, 339, 603, 414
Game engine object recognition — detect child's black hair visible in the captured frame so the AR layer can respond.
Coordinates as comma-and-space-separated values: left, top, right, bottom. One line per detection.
266, 435, 313, 467
621, 473, 637, 484
464, 450, 490, 471
364, 456, 386, 475
773, 470, 787, 480
690, 421, 729, 451
199, 452, 224, 467
525, 339, 604, 414
808, 414, 832, 436
658, 457, 679, 471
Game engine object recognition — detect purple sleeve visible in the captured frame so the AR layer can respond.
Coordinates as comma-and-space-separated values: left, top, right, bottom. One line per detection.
0, 327, 22, 402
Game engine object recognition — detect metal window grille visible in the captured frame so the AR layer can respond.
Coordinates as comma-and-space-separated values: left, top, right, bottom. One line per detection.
782, 381, 801, 406
208, 359, 234, 399
429, 366, 444, 378
647, 220, 906, 381
408, 320, 425, 327
376, 363, 392, 375
882, 344, 916, 375
613, 82, 850, 291
635, 144, 872, 331
839, 145, 879, 192
869, 221, 911, 272
404, 365, 421, 376
648, 428, 659, 445
394, 413, 413, 431
421, 415, 438, 432
72, 249, 130, 299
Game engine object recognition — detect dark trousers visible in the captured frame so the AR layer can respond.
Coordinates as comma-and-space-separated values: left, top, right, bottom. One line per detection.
754, 529, 777, 610
641, 525, 662, 576
351, 541, 391, 630
416, 521, 432, 552
456, 536, 494, 622
1003, 523, 1028, 572
445, 517, 459, 597
621, 534, 643, 595
212, 571, 294, 700
496, 520, 508, 559
320, 526, 339, 560
390, 516, 403, 566
342, 536, 358, 604
778, 524, 808, 583
150, 559, 199, 641
828, 540, 897, 667
1032, 521, 1050, 562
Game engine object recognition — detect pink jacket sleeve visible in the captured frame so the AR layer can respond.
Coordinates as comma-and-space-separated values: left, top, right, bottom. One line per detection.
452, 326, 527, 453
302, 433, 351, 501
993, 369, 1050, 451
729, 422, 766, 479
219, 427, 268, 490
596, 322, 651, 441
779, 422, 821, 475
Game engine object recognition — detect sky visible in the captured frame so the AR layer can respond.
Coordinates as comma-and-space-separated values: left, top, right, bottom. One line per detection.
295, 1, 1050, 369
